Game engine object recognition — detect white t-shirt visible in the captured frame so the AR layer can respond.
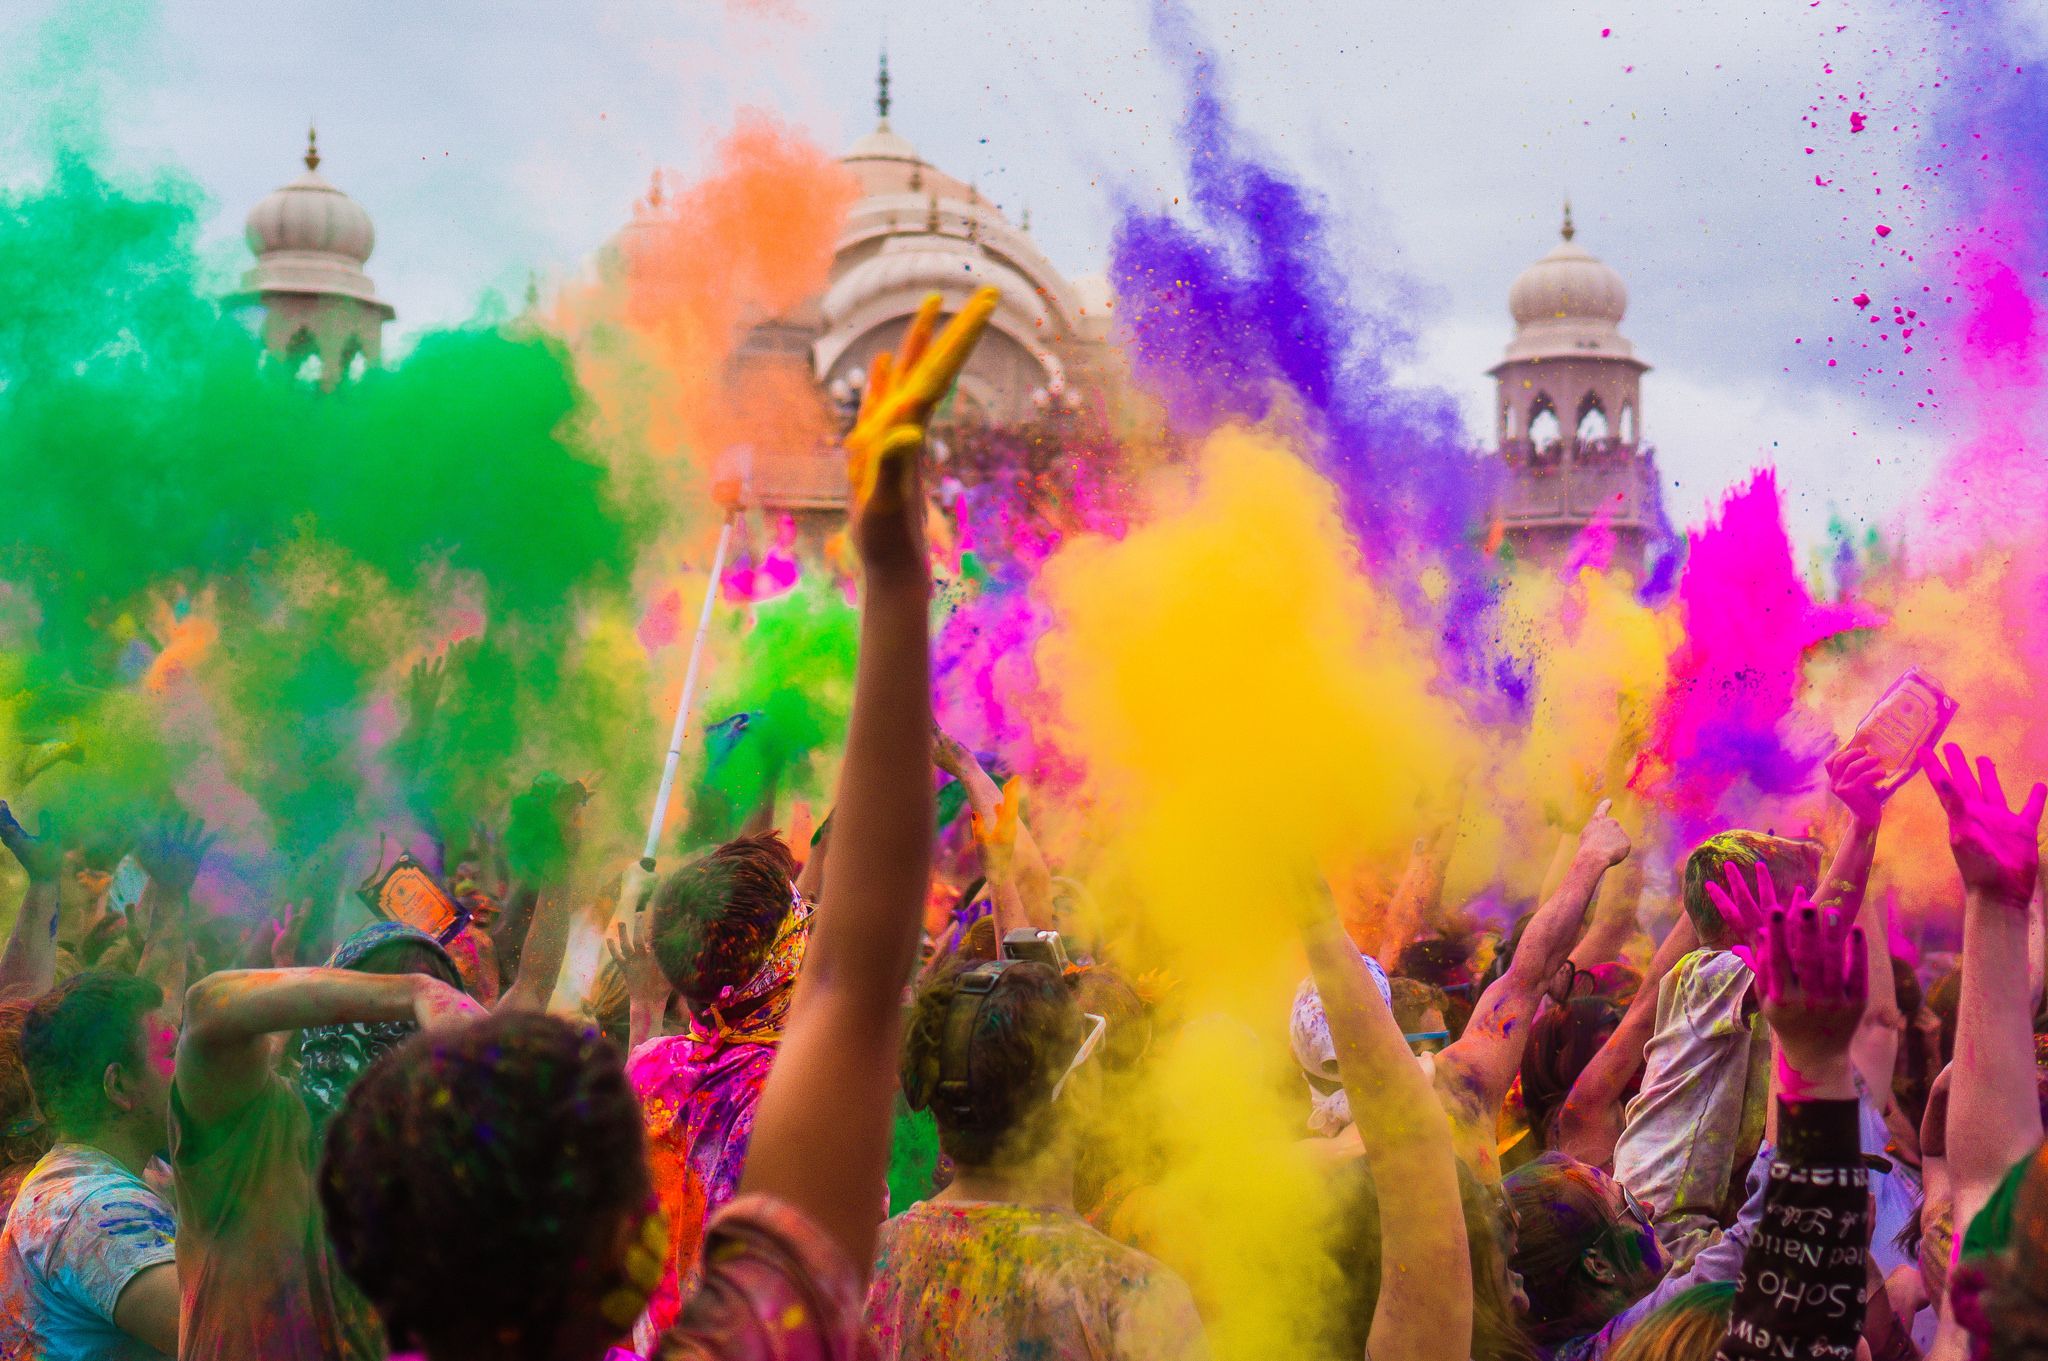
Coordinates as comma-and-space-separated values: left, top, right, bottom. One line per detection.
0, 1144, 177, 1361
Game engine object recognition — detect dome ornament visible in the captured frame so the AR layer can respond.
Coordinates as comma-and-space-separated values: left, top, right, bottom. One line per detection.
876, 49, 891, 124
305, 123, 321, 172
1560, 197, 1574, 242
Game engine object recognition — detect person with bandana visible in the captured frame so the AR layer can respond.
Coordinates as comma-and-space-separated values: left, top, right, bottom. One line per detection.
170, 922, 482, 1360
629, 833, 815, 1344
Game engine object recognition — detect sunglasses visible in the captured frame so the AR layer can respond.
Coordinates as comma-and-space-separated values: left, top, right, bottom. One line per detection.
1051, 1013, 1108, 1102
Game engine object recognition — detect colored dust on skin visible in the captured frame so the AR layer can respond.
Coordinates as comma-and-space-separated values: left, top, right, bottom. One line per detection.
1033, 428, 1477, 1358
1627, 468, 1880, 841
1107, 0, 1502, 684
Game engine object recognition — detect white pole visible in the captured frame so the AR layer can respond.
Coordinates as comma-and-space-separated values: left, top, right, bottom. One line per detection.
639, 510, 737, 872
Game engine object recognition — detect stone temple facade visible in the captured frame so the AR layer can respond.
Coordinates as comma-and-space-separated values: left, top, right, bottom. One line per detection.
1489, 205, 1665, 574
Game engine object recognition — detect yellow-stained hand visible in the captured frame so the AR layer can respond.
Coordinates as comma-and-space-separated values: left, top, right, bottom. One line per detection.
844, 287, 1000, 514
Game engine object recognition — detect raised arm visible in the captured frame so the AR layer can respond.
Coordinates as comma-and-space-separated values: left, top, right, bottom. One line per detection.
177, 966, 480, 1129
1438, 801, 1631, 1120
1818, 746, 1904, 1101
497, 776, 587, 1014
1557, 908, 1698, 1166
1923, 744, 2044, 1221
0, 802, 63, 1001
1716, 879, 1871, 1361
1302, 893, 1471, 1361
935, 729, 1051, 933
132, 814, 216, 1023
737, 288, 994, 1274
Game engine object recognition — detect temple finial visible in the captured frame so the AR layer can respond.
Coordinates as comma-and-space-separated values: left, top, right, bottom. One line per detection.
876, 50, 891, 124
305, 123, 321, 172
1561, 197, 1575, 242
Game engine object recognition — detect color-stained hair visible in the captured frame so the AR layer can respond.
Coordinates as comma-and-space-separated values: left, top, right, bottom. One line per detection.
1502, 1153, 1627, 1343
320, 1011, 649, 1361
650, 832, 797, 1009
21, 970, 162, 1136
1607, 1281, 1735, 1361
1519, 996, 1622, 1143
901, 956, 1081, 1169
1680, 830, 1822, 946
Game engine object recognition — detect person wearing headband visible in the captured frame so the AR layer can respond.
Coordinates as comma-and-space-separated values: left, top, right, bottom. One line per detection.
865, 954, 1204, 1360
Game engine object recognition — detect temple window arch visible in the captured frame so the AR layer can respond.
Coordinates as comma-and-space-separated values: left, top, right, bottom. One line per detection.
1527, 394, 1562, 453
1576, 394, 1609, 443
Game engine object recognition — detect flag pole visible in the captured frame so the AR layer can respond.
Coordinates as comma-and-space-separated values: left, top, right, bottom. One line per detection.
638, 506, 738, 873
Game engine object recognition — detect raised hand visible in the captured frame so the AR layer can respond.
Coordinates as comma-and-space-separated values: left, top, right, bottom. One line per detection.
604, 914, 669, 1013
1755, 894, 1866, 1100
844, 287, 999, 572
0, 802, 64, 884
1703, 860, 1780, 971
1826, 743, 1890, 828
1922, 742, 2045, 909
135, 812, 215, 896
970, 778, 1021, 880
1575, 797, 1631, 868
932, 726, 981, 782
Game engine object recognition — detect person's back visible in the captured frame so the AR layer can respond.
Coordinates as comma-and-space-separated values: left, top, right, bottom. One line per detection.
1611, 832, 1816, 1251
868, 1199, 1199, 1361
173, 923, 476, 1361
867, 954, 1205, 1361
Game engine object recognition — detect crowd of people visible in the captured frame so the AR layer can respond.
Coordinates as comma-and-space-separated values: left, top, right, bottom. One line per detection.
0, 291, 2046, 1361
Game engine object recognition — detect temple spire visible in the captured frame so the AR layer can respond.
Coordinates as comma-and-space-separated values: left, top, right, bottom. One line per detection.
305, 123, 321, 172
876, 50, 892, 124
1560, 197, 1575, 242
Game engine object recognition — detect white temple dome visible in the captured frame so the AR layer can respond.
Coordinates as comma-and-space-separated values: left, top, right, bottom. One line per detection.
820, 234, 1046, 331
844, 120, 920, 164
245, 132, 376, 265
1507, 207, 1626, 327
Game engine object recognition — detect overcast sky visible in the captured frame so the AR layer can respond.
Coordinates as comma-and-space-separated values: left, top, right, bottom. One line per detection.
6, 0, 2026, 548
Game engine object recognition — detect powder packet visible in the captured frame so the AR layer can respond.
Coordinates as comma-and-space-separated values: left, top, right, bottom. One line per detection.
1848, 669, 1958, 795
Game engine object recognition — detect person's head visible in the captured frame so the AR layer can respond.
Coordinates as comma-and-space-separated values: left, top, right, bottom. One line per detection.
1519, 996, 1623, 1145
1605, 1281, 1735, 1361
1680, 830, 1824, 950
1503, 1153, 1667, 1344
649, 833, 798, 1013
321, 1011, 652, 1361
1461, 1163, 1537, 1361
293, 921, 465, 1139
21, 970, 172, 1145
903, 956, 1087, 1172
1390, 977, 1453, 1056
0, 1002, 52, 1176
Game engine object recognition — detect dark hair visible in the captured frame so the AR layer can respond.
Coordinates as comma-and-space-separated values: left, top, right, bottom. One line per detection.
1390, 977, 1452, 1036
901, 957, 1081, 1168
1068, 967, 1149, 1073
1519, 997, 1622, 1144
21, 970, 163, 1136
1502, 1153, 1631, 1344
1607, 1281, 1735, 1361
1680, 831, 1821, 945
650, 833, 796, 1009
320, 1011, 650, 1361
1928, 968, 1961, 1066
0, 1003, 52, 1185
351, 939, 464, 989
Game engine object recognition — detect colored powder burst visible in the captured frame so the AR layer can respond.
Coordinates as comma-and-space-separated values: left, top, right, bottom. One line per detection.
683, 579, 858, 849
554, 113, 858, 500
0, 84, 655, 890
1628, 469, 1880, 837
1108, 0, 1499, 676
1033, 428, 1477, 1357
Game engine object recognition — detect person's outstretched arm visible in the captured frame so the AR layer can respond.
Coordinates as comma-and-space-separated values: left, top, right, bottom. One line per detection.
1926, 745, 2045, 1223
1302, 890, 1471, 1361
1438, 801, 1631, 1121
736, 288, 996, 1276
1557, 909, 1697, 1166
0, 802, 63, 1001
1817, 746, 1904, 1100
497, 776, 588, 1014
1716, 879, 1872, 1360
178, 967, 481, 1129
935, 730, 1050, 935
